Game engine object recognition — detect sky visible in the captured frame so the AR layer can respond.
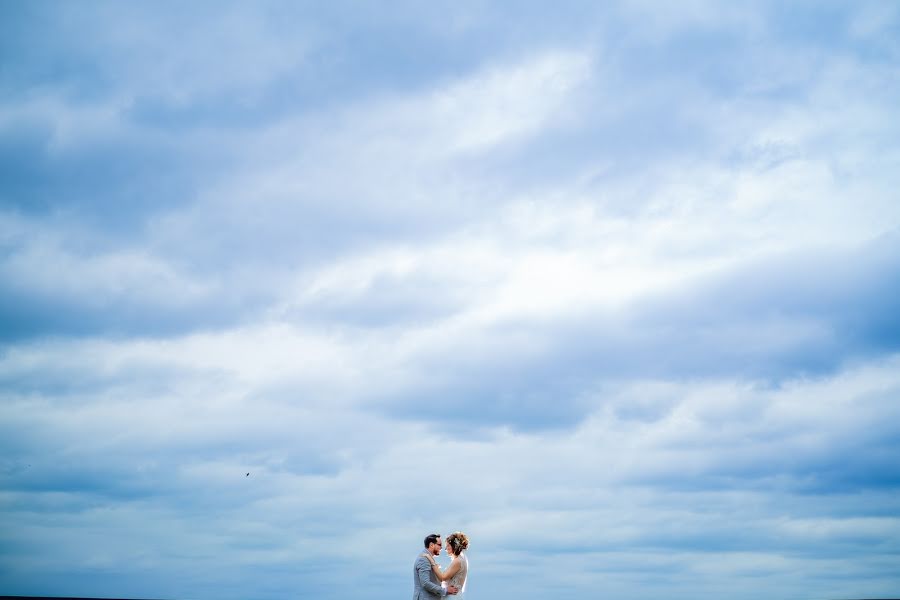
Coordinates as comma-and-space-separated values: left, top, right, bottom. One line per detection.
1, 1, 900, 599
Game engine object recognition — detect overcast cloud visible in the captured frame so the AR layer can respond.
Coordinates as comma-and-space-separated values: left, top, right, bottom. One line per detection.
2, 2, 899, 599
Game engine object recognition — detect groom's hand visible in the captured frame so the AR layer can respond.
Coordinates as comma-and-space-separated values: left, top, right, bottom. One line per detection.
447, 585, 459, 595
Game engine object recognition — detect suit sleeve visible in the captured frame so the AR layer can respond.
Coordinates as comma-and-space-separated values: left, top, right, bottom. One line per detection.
417, 556, 446, 596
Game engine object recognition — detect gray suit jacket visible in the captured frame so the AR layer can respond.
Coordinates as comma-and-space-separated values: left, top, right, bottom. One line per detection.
413, 553, 446, 600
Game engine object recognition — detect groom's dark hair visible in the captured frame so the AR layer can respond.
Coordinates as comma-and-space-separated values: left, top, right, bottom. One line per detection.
424, 534, 440, 548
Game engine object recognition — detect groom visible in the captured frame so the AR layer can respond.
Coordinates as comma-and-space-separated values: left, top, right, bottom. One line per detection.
414, 533, 458, 599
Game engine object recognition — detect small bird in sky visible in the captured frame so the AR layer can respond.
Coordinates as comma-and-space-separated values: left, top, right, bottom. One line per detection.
246, 472, 250, 477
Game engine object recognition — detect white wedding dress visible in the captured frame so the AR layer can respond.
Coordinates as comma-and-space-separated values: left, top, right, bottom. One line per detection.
445, 553, 468, 598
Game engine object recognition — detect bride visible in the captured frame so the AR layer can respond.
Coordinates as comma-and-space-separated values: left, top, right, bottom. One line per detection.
426, 532, 469, 597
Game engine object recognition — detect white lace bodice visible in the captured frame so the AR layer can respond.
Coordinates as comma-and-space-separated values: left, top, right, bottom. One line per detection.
447, 553, 468, 593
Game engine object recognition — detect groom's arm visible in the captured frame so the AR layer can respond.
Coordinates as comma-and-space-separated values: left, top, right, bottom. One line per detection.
416, 556, 447, 596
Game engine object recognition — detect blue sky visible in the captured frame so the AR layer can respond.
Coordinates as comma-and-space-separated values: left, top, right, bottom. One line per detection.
2, 2, 900, 599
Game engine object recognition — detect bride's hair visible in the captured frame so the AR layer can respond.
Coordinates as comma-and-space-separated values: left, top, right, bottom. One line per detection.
446, 532, 469, 555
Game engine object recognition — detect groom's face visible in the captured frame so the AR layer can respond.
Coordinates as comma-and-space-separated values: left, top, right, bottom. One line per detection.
430, 538, 443, 556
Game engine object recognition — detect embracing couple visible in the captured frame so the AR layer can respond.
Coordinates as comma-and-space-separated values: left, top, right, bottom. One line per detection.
413, 532, 469, 599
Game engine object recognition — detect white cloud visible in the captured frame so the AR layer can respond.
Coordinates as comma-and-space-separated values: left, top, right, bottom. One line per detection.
0, 94, 130, 153
428, 50, 593, 152
2, 233, 210, 309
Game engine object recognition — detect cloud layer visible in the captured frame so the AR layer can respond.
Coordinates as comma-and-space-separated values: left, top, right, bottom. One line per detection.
2, 2, 900, 599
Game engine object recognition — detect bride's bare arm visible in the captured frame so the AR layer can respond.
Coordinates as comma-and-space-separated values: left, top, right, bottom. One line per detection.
427, 555, 461, 582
